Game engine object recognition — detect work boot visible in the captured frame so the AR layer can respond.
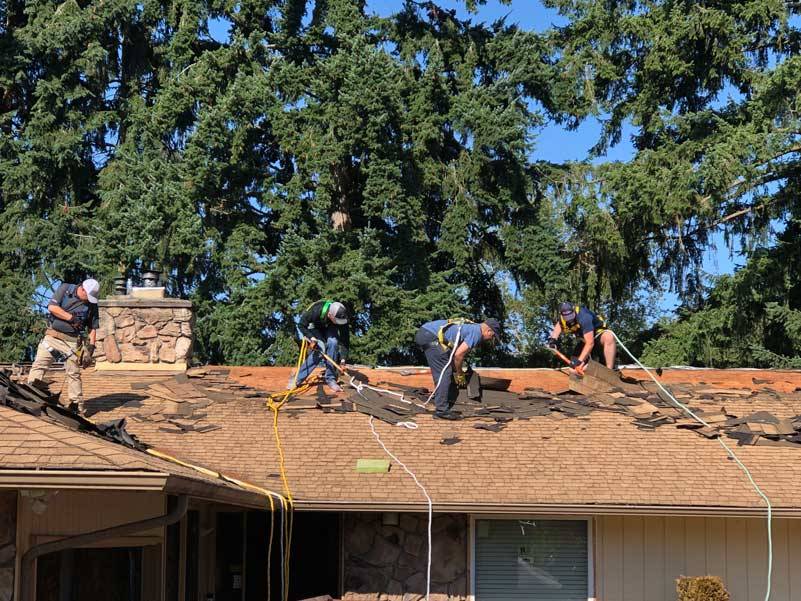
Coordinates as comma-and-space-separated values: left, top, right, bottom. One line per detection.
325, 380, 343, 394
433, 410, 462, 421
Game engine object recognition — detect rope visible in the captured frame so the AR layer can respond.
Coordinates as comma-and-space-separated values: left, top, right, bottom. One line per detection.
368, 416, 433, 601
608, 330, 773, 601
424, 324, 463, 407
260, 337, 326, 601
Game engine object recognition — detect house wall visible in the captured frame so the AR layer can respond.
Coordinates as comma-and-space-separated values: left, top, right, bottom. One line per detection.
343, 513, 468, 601
595, 515, 801, 601
0, 491, 16, 601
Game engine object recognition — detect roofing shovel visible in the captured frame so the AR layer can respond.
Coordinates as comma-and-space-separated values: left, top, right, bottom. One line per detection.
311, 343, 370, 384
548, 345, 585, 377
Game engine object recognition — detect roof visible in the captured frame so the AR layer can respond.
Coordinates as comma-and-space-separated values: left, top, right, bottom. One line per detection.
0, 394, 267, 509
35, 365, 801, 515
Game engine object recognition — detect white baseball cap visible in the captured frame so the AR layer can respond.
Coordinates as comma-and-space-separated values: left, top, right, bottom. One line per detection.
327, 301, 348, 325
82, 278, 100, 304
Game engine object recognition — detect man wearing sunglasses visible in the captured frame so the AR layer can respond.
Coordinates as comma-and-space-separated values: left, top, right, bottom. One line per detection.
547, 302, 616, 375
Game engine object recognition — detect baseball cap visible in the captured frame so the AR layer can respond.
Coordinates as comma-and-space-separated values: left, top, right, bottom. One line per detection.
82, 278, 100, 304
327, 301, 348, 325
559, 301, 576, 323
484, 318, 501, 339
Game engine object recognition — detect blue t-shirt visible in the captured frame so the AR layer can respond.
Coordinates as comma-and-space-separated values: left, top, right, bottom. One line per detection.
422, 320, 483, 349
572, 307, 605, 336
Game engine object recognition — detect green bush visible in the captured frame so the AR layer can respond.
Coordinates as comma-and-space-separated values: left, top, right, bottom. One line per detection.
676, 576, 730, 601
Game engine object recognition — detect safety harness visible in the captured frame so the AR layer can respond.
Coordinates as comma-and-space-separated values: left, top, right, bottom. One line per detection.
437, 318, 474, 350
560, 305, 607, 336
319, 300, 333, 321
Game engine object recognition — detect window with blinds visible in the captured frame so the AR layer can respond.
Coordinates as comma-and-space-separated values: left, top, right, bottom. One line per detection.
474, 519, 589, 601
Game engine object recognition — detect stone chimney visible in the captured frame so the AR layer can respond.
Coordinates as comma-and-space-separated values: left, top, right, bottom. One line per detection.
94, 292, 194, 371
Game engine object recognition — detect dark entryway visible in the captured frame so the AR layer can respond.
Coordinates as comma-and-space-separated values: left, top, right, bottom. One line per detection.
36, 547, 149, 601
216, 510, 341, 601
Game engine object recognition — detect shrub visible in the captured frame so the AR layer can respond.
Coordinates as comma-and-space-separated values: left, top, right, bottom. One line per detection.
676, 576, 730, 601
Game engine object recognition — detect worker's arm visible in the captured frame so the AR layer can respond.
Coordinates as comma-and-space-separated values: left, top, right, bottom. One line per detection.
297, 303, 323, 344
452, 341, 471, 373
577, 331, 594, 363
47, 284, 74, 322
85, 306, 99, 346
549, 322, 562, 339
48, 304, 73, 322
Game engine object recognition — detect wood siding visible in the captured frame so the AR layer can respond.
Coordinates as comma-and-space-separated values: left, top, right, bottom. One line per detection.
595, 515, 801, 601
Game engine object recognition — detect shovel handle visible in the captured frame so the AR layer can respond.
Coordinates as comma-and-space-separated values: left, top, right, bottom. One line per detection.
549, 347, 585, 376
305, 338, 348, 375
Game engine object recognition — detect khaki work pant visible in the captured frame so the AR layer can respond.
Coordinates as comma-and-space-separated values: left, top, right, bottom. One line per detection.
28, 335, 82, 405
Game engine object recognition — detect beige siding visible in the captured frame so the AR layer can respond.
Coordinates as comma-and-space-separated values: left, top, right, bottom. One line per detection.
16, 489, 165, 553
596, 515, 801, 601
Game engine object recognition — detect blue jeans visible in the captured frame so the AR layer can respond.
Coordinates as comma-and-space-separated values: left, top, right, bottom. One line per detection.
295, 327, 341, 386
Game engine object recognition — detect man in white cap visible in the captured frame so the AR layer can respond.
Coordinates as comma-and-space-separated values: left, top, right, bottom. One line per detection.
28, 278, 100, 411
292, 299, 350, 393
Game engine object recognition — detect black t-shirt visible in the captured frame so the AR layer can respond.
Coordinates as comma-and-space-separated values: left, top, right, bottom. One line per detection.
48, 283, 99, 336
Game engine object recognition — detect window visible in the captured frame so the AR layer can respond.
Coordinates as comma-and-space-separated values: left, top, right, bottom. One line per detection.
474, 519, 589, 601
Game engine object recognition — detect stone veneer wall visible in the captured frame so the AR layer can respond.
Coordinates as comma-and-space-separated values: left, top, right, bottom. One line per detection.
94, 298, 194, 369
0, 491, 16, 601
343, 513, 468, 601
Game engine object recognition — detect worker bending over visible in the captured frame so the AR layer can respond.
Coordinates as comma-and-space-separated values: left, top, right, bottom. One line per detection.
415, 318, 501, 420
28, 279, 100, 412
293, 300, 350, 393
548, 301, 616, 374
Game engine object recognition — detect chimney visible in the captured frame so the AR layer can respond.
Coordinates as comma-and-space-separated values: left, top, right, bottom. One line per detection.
93, 279, 194, 371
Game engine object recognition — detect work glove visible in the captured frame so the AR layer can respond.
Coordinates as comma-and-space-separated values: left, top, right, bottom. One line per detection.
453, 371, 467, 388
570, 357, 586, 376
79, 344, 95, 368
547, 337, 559, 350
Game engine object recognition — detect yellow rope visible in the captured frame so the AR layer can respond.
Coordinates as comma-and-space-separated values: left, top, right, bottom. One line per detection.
146, 338, 324, 601
262, 338, 323, 601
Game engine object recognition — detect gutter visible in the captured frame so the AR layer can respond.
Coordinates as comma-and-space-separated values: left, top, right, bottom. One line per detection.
290, 499, 801, 518
0, 470, 168, 491
0, 470, 269, 509
20, 495, 188, 601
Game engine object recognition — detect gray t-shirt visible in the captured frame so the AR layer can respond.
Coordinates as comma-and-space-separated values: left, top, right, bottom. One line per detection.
48, 283, 99, 336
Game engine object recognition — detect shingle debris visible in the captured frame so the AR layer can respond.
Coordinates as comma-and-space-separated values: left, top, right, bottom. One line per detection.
273, 360, 801, 449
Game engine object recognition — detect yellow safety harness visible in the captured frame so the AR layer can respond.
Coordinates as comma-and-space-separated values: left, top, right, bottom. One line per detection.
560, 305, 607, 336
437, 318, 474, 350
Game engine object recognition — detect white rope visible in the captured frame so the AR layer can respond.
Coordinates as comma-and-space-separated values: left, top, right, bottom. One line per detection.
368, 415, 433, 601
424, 324, 463, 407
608, 330, 773, 601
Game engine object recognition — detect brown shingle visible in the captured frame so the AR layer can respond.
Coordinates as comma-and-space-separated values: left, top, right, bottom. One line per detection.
46, 366, 801, 510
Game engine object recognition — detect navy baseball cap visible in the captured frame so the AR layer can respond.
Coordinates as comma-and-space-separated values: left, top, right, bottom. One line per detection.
559, 302, 577, 323
484, 318, 501, 339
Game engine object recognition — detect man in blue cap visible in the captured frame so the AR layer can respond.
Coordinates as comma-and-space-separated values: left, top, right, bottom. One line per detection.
292, 300, 350, 393
547, 301, 616, 374
415, 318, 501, 420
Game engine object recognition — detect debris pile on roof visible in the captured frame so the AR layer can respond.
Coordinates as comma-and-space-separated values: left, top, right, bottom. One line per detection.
126, 367, 268, 434
274, 361, 801, 448
0, 370, 145, 450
